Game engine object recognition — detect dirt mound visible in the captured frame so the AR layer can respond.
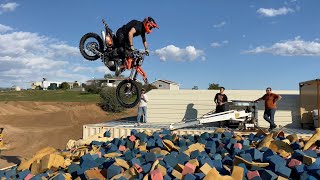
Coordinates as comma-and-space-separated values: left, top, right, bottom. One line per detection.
0, 101, 137, 169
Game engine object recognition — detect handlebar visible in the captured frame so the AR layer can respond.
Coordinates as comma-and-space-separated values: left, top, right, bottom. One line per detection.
132, 50, 149, 56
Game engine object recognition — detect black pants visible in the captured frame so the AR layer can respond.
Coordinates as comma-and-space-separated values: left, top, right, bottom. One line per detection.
116, 29, 130, 54
216, 103, 229, 127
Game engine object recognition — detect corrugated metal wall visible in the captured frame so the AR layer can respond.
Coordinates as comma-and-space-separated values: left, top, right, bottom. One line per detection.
146, 90, 300, 128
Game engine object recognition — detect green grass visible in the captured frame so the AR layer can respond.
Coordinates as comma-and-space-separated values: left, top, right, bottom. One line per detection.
0, 90, 100, 102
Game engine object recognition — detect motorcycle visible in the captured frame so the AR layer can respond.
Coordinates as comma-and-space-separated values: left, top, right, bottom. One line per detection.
79, 19, 149, 108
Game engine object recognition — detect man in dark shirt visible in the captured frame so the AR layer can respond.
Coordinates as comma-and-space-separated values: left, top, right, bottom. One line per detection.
255, 87, 282, 130
214, 87, 228, 127
116, 17, 158, 59
214, 87, 228, 113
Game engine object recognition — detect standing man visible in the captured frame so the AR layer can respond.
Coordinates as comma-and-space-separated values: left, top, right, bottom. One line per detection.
214, 87, 229, 127
214, 87, 228, 113
255, 87, 282, 130
137, 88, 148, 125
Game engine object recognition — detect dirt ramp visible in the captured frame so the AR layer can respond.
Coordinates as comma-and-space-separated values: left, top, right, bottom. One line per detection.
0, 101, 136, 169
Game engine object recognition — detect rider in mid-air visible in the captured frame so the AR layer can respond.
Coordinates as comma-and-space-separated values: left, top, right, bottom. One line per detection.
114, 17, 159, 62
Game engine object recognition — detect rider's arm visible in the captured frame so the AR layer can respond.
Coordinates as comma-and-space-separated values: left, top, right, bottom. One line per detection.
143, 41, 148, 50
141, 33, 148, 50
128, 28, 136, 47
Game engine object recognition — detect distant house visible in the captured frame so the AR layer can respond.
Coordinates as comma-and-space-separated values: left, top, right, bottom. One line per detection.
31, 79, 82, 90
151, 79, 180, 90
86, 78, 125, 87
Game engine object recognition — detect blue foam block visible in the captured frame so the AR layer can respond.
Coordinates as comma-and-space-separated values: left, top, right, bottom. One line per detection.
131, 158, 141, 166
107, 164, 122, 179
213, 133, 222, 139
223, 132, 232, 138
213, 154, 222, 161
176, 152, 190, 165
161, 129, 171, 135
142, 163, 151, 173
200, 158, 214, 167
245, 148, 263, 161
304, 150, 317, 158
184, 173, 197, 180
292, 150, 306, 161
130, 129, 137, 135
238, 163, 248, 178
17, 169, 30, 179
164, 154, 178, 168
156, 138, 163, 148
241, 139, 250, 146
104, 131, 111, 137
211, 160, 222, 171
201, 132, 210, 140
294, 164, 306, 175
145, 152, 157, 163
80, 154, 98, 169
262, 149, 276, 162
240, 153, 253, 163
194, 173, 205, 180
291, 142, 302, 150
68, 163, 81, 177
277, 165, 292, 178
179, 139, 187, 147
260, 170, 278, 180
191, 150, 201, 159
222, 156, 233, 166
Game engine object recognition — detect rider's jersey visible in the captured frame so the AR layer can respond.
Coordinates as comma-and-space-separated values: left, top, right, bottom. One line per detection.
119, 20, 146, 42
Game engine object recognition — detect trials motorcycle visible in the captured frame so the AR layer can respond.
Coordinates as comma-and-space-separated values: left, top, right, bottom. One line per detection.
79, 19, 149, 108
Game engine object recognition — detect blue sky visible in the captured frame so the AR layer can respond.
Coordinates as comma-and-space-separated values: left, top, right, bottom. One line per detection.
1, 0, 320, 90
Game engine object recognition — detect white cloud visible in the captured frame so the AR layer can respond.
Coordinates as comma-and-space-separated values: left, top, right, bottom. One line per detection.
213, 21, 226, 28
211, 42, 221, 48
0, 27, 101, 87
0, 24, 13, 33
243, 37, 320, 56
154, 45, 205, 61
257, 7, 294, 17
0, 2, 19, 14
211, 40, 229, 48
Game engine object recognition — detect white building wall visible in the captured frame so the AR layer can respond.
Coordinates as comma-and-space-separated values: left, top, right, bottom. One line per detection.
146, 90, 300, 128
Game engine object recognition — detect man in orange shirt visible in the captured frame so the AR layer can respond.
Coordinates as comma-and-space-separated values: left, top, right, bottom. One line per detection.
255, 87, 282, 130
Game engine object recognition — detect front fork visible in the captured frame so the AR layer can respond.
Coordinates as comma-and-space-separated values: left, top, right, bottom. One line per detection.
128, 66, 148, 84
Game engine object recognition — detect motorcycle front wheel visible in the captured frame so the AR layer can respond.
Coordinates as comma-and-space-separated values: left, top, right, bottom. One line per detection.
79, 32, 104, 61
116, 79, 141, 108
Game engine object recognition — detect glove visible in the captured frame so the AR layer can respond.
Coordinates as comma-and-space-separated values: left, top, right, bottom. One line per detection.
145, 49, 149, 56
130, 45, 135, 51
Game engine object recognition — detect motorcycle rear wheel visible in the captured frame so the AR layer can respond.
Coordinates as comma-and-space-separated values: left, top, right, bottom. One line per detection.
116, 79, 141, 108
79, 32, 104, 61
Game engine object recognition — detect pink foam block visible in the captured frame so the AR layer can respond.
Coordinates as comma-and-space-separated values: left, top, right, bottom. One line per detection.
24, 174, 34, 180
134, 164, 143, 173
97, 152, 102, 158
129, 135, 136, 142
247, 171, 260, 180
150, 169, 163, 180
119, 145, 126, 152
288, 159, 302, 168
234, 143, 243, 150
182, 162, 196, 175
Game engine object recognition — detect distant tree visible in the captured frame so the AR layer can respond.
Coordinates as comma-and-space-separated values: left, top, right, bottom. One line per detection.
81, 83, 86, 87
59, 82, 70, 90
136, 81, 158, 92
104, 73, 125, 79
104, 74, 113, 79
208, 83, 220, 90
73, 82, 79, 88
192, 86, 199, 90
